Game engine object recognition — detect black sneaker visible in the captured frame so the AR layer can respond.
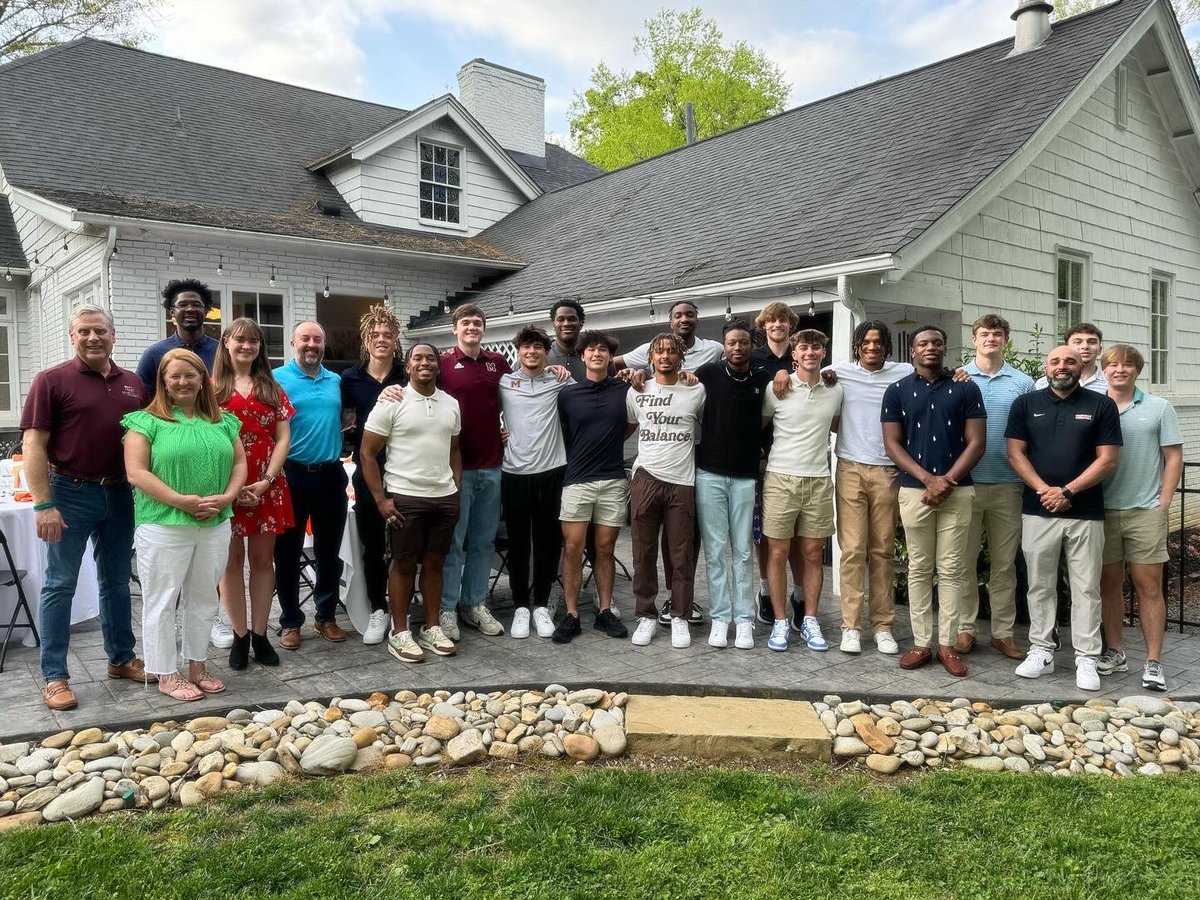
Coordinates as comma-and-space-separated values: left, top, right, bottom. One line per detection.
688, 602, 705, 626
789, 598, 805, 634
755, 592, 773, 625
1052, 626, 1062, 651
593, 609, 628, 639
658, 597, 673, 627
552, 613, 582, 644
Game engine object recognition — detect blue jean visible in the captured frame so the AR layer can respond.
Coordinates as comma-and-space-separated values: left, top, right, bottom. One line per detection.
441, 467, 501, 611
696, 469, 755, 624
40, 474, 137, 681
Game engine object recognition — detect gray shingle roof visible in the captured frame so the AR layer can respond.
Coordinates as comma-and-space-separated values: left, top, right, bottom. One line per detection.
0, 196, 25, 269
412, 0, 1151, 326
0, 39, 595, 257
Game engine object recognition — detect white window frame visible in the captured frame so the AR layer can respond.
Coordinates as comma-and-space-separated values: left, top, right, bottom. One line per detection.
0, 287, 18, 423
62, 277, 102, 356
1150, 271, 1172, 387
1055, 250, 1089, 340
226, 285, 289, 367
417, 138, 467, 230
159, 279, 291, 366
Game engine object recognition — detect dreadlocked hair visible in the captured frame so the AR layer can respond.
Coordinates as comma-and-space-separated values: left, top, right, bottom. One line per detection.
359, 304, 403, 361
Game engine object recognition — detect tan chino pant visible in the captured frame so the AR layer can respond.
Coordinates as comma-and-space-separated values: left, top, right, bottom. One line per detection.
835, 460, 899, 633
1021, 515, 1103, 659
961, 482, 1023, 640
897, 486, 975, 648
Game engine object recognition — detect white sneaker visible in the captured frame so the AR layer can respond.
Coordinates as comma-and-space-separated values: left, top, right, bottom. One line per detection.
632, 617, 656, 646
1076, 657, 1101, 692
734, 622, 754, 650
840, 628, 861, 654
210, 616, 234, 650
532, 607, 555, 638
461, 604, 504, 636
417, 625, 456, 656
387, 628, 424, 663
438, 610, 461, 642
708, 620, 729, 648
671, 617, 691, 649
874, 631, 900, 655
1015, 647, 1055, 679
510, 607, 531, 639
362, 609, 389, 645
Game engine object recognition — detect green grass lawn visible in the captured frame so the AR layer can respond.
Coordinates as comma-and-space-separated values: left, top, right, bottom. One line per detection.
2, 763, 1198, 899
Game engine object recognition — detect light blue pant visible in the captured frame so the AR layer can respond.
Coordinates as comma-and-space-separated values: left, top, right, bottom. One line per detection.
695, 469, 755, 624
441, 467, 502, 611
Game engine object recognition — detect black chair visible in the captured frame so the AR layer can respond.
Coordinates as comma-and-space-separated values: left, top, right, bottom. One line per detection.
0, 525, 39, 673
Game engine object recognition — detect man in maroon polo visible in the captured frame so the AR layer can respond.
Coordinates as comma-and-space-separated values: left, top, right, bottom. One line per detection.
21, 304, 151, 710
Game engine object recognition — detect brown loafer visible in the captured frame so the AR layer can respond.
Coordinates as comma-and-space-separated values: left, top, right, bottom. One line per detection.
899, 646, 933, 670
43, 679, 78, 711
937, 645, 968, 677
107, 656, 157, 683
314, 620, 347, 642
953, 632, 975, 654
990, 636, 1025, 660
279, 627, 302, 650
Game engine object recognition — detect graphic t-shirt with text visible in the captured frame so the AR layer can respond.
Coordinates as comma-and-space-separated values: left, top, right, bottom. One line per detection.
625, 380, 706, 486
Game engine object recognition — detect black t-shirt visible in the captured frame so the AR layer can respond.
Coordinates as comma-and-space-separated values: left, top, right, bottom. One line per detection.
1004, 386, 1122, 520
558, 376, 629, 485
340, 361, 408, 464
694, 361, 772, 479
751, 344, 793, 378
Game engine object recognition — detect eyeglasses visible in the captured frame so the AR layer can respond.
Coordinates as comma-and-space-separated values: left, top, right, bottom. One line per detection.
173, 301, 206, 310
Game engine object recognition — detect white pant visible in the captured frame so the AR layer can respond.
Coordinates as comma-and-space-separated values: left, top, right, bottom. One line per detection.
1021, 515, 1103, 659
135, 521, 231, 675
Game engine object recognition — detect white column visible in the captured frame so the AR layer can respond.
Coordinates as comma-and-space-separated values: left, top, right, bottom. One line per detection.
829, 295, 856, 597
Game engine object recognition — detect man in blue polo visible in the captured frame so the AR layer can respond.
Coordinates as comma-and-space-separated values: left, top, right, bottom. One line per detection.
959, 314, 1034, 659
1006, 345, 1121, 692
881, 325, 986, 678
273, 321, 348, 650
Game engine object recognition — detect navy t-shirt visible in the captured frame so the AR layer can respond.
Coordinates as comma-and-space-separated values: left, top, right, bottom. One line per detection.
558, 376, 629, 485
340, 361, 407, 464
1004, 386, 1122, 520
694, 361, 771, 479
136, 333, 219, 395
880, 369, 986, 489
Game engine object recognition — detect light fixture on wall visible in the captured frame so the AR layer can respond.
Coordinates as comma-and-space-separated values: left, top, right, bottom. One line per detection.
323, 274, 330, 299
216, 253, 224, 276
269, 265, 276, 287
110, 243, 118, 258
894, 306, 916, 326
167, 244, 175, 263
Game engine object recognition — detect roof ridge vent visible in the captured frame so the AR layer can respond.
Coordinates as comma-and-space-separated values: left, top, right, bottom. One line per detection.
1011, 0, 1054, 55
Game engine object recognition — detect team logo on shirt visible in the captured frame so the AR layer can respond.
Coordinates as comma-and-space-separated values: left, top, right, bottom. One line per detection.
1075, 414, 1093, 421
122, 385, 140, 399
485, 362, 497, 372
509, 378, 522, 388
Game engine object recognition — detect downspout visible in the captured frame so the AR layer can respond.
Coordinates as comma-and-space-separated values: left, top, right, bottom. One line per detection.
101, 226, 116, 310
837, 274, 863, 326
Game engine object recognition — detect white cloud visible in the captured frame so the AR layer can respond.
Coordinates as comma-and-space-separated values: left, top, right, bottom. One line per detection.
889, 0, 1013, 60
759, 29, 870, 106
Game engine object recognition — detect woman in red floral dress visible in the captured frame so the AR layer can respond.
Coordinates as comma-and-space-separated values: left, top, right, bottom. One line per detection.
213, 318, 294, 669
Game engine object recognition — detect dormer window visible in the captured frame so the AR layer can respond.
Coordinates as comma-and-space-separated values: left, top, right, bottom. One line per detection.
419, 140, 462, 225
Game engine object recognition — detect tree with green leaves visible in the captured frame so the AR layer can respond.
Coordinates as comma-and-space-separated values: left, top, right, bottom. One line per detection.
568, 8, 789, 171
0, 0, 158, 62
1054, 0, 1200, 62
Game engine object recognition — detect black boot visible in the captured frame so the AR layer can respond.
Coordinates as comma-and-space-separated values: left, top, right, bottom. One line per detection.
251, 630, 280, 667
229, 631, 251, 670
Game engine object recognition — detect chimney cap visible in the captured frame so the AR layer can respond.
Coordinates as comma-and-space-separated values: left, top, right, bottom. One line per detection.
457, 57, 544, 84
1011, 0, 1054, 21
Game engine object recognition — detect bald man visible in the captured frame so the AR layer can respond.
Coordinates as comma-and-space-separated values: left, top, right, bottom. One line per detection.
273, 321, 350, 649
1005, 345, 1122, 692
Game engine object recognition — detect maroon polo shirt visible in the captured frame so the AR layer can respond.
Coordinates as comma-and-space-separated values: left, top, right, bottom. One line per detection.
438, 346, 510, 470
20, 357, 146, 479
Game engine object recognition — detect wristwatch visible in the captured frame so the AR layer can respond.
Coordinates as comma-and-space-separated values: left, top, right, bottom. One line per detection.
1061, 487, 1075, 501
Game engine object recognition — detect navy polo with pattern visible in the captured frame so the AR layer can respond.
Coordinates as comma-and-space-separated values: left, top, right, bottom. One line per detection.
880, 369, 986, 489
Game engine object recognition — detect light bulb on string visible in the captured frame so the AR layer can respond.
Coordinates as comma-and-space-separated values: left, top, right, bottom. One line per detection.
3, 267, 10, 282
323, 275, 330, 299
32, 249, 39, 266
110, 243, 118, 258
216, 253, 223, 276
167, 244, 175, 263
62, 237, 69, 252
269, 265, 276, 287
383, 284, 390, 304
507, 297, 515, 317
724, 296, 732, 322
808, 298, 816, 317
648, 297, 656, 322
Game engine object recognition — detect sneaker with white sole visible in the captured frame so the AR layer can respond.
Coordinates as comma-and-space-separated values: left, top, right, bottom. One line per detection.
671, 617, 691, 648
767, 619, 789, 652
532, 607, 555, 638
632, 617, 656, 646
593, 594, 621, 619
417, 625, 456, 656
688, 602, 705, 627
708, 620, 729, 648
755, 592, 773, 625
461, 604, 504, 636
1015, 647, 1055, 679
1076, 656, 1100, 692
840, 628, 861, 654
210, 616, 235, 650
1142, 659, 1167, 692
734, 622, 754, 650
1096, 647, 1128, 675
510, 608, 531, 639
438, 610, 461, 642
362, 609, 389, 645
387, 628, 424, 663
658, 599, 673, 627
800, 616, 828, 651
874, 631, 900, 655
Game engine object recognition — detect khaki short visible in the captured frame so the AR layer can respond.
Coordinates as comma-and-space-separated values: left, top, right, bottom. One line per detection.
560, 478, 629, 527
761, 471, 835, 540
1103, 506, 1168, 565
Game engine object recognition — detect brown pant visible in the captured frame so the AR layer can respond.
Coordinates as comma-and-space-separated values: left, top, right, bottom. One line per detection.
630, 469, 695, 619
835, 460, 899, 633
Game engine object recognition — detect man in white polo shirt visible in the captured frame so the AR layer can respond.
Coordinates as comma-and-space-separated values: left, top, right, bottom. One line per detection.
1034, 323, 1107, 394
358, 342, 462, 663
761, 329, 842, 654
1097, 344, 1182, 692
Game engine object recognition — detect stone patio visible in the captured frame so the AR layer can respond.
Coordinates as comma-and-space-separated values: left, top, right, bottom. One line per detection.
2, 533, 1199, 742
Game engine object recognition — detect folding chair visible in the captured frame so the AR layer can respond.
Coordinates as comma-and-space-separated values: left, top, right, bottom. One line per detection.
0, 525, 39, 673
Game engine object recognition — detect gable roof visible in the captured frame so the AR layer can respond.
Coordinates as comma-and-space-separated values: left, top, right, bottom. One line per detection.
0, 39, 596, 260
411, 0, 1156, 327
0, 196, 25, 270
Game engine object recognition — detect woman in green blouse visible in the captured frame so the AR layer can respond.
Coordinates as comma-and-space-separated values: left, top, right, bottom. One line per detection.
123, 348, 247, 702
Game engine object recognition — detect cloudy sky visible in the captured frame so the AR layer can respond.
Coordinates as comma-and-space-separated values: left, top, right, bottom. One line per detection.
142, 0, 1199, 141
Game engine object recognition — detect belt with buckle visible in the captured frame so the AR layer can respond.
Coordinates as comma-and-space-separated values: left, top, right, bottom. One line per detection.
49, 465, 127, 487
284, 460, 343, 473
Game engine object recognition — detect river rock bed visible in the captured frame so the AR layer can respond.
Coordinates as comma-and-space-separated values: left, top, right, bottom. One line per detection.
820, 693, 1200, 777
0, 686, 628, 829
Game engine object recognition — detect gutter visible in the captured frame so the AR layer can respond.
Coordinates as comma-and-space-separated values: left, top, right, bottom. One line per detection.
837, 274, 864, 325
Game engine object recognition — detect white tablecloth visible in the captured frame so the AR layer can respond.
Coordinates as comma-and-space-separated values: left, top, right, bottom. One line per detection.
0, 498, 101, 647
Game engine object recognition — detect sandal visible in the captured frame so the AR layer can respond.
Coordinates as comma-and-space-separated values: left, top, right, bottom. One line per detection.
158, 674, 204, 702
191, 669, 226, 694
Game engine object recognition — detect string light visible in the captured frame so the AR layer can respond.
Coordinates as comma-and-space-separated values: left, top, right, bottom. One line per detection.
269, 265, 276, 287
167, 243, 175, 263
507, 298, 515, 317
62, 236, 69, 252
323, 274, 330, 299
32, 249, 39, 266
3, 267, 10, 282
216, 253, 223, 275
648, 296, 655, 322
383, 284, 390, 304
724, 295, 732, 322
808, 297, 816, 317
110, 242, 118, 258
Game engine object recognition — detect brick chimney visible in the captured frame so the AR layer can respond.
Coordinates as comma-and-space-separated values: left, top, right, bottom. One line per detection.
1011, 0, 1054, 54
457, 59, 546, 162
